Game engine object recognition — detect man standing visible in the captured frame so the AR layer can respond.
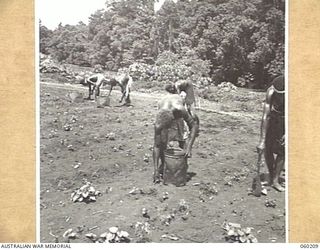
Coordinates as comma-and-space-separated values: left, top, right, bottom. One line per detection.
257, 75, 285, 192
153, 94, 199, 184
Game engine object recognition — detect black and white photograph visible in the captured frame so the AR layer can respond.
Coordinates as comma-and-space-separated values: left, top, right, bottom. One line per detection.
38, 0, 286, 243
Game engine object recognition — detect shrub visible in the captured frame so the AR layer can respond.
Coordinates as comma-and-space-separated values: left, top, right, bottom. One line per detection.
125, 50, 212, 89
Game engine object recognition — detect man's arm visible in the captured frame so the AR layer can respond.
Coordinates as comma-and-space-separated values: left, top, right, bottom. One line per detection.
119, 76, 133, 102
125, 76, 133, 98
108, 83, 114, 96
257, 87, 274, 152
86, 75, 95, 85
174, 81, 185, 94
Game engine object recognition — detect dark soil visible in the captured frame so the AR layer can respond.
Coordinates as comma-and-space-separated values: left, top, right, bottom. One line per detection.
40, 81, 285, 243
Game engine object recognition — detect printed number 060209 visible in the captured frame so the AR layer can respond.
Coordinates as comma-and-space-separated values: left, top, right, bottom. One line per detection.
300, 244, 319, 248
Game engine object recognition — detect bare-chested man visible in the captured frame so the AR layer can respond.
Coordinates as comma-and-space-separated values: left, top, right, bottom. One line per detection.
165, 79, 196, 115
153, 94, 199, 184
85, 73, 108, 99
257, 75, 285, 192
109, 73, 133, 106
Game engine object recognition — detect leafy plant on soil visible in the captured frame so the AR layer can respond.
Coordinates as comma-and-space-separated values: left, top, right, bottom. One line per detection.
222, 221, 258, 243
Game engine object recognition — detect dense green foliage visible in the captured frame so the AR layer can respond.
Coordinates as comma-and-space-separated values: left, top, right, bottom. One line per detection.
40, 0, 285, 88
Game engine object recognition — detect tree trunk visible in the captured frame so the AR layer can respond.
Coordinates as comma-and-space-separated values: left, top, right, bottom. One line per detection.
168, 18, 173, 52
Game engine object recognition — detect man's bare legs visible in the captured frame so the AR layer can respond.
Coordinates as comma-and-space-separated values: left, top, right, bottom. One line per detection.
264, 148, 285, 192
94, 86, 100, 98
264, 146, 275, 185
87, 84, 93, 100
272, 155, 285, 192
153, 125, 167, 183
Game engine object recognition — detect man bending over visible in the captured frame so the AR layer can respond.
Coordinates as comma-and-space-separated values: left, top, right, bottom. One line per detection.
109, 73, 133, 106
81, 72, 133, 105
85, 73, 108, 100
153, 94, 199, 184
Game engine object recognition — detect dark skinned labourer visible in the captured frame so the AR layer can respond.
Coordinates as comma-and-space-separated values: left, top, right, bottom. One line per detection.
257, 75, 285, 192
153, 94, 199, 184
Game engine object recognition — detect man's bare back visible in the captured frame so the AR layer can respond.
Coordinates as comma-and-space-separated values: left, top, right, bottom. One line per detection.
158, 94, 186, 113
153, 94, 199, 183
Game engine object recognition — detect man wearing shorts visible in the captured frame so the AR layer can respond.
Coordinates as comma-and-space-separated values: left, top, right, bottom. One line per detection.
153, 94, 199, 184
257, 75, 285, 192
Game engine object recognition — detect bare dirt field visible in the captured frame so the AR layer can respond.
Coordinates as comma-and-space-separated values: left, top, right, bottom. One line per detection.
40, 80, 285, 243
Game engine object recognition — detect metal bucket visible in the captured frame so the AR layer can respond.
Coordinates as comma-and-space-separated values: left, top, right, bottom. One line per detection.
163, 148, 188, 187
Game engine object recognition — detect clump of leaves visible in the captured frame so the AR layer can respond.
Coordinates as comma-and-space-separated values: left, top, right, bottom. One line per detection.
222, 221, 258, 243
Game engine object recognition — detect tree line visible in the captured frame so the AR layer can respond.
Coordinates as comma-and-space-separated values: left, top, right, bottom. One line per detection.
40, 0, 285, 88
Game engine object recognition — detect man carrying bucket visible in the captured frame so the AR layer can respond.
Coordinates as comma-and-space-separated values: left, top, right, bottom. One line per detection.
153, 94, 199, 184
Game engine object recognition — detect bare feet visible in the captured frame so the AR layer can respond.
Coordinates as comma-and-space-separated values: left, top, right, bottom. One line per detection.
153, 173, 162, 184
272, 183, 285, 192
153, 177, 161, 184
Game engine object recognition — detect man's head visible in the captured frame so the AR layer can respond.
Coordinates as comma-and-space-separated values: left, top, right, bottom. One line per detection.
272, 75, 285, 94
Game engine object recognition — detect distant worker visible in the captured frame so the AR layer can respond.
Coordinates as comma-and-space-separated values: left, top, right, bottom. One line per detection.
257, 75, 285, 192
108, 73, 133, 106
165, 79, 196, 115
85, 73, 108, 100
78, 72, 133, 105
153, 94, 199, 184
